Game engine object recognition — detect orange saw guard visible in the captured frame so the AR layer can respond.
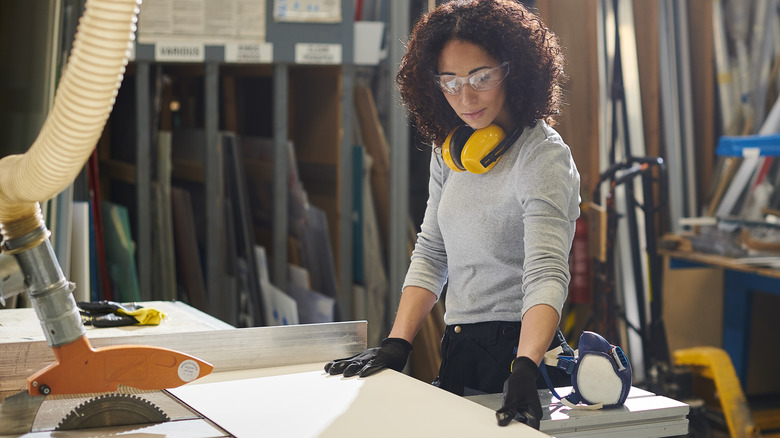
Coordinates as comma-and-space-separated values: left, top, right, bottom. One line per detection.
27, 335, 214, 395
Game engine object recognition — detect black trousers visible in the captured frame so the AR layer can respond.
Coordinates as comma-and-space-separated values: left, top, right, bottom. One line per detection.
432, 321, 574, 396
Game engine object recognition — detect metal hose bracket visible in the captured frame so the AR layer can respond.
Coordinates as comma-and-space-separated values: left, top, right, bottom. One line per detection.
0, 203, 48, 253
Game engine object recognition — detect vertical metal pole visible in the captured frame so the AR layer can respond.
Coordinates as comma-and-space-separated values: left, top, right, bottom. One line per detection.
135, 61, 152, 301
658, 0, 685, 233
674, 1, 697, 218
388, 2, 410, 318
205, 62, 225, 320
616, 0, 649, 381
272, 63, 289, 292
339, 63, 354, 319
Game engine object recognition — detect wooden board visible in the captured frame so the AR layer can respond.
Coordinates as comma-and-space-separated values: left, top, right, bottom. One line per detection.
661, 257, 724, 353
658, 248, 780, 280
587, 202, 608, 263
289, 67, 342, 271
171, 187, 209, 311
687, 0, 716, 205
536, 0, 600, 198
633, 0, 661, 161
354, 85, 390, 251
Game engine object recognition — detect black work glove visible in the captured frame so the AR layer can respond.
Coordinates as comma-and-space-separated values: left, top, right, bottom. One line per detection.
324, 338, 412, 378
496, 356, 543, 429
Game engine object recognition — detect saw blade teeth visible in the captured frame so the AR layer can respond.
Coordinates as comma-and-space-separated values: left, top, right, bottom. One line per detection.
55, 393, 169, 431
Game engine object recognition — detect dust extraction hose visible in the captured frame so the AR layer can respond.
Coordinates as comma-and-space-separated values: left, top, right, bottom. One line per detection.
0, 0, 140, 347
0, 0, 139, 230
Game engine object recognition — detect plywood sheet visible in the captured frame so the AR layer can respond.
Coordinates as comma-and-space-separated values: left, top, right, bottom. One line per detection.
536, 0, 599, 197
169, 363, 547, 438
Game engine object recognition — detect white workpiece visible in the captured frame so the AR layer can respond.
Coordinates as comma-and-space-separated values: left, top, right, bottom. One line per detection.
168, 362, 547, 438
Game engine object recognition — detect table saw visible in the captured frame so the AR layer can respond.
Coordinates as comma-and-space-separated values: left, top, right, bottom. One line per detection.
0, 301, 688, 437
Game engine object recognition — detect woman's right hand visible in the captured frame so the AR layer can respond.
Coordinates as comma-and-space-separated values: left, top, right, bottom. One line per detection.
324, 338, 413, 377
496, 356, 543, 429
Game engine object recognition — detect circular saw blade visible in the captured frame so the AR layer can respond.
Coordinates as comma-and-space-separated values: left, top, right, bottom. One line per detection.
55, 393, 169, 431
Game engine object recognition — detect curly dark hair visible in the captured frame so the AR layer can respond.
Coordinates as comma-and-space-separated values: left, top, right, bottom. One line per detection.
396, 0, 566, 146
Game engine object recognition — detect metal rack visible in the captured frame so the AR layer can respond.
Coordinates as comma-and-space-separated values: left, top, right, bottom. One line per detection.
128, 0, 358, 322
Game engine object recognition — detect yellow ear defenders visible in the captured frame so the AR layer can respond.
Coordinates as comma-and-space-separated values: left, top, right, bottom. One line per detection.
442, 124, 521, 174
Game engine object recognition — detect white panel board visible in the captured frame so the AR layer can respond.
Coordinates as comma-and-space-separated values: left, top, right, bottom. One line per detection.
169, 363, 547, 438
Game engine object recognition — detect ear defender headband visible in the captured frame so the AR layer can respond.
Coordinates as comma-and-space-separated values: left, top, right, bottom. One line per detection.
442, 124, 520, 174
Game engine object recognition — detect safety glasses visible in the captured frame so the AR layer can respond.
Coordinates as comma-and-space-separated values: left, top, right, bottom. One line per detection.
435, 62, 510, 95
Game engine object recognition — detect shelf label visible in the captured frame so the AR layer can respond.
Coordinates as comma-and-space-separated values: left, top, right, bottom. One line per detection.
274, 0, 342, 23
295, 43, 342, 65
155, 42, 206, 62
225, 43, 273, 63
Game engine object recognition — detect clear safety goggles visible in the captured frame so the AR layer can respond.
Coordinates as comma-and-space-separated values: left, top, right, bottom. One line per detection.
435, 62, 510, 95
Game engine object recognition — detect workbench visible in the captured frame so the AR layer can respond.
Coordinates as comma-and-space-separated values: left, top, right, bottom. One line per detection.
0, 301, 689, 437
660, 248, 780, 387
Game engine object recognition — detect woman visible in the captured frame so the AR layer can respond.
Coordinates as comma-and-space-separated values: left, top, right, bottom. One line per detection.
326, 0, 580, 429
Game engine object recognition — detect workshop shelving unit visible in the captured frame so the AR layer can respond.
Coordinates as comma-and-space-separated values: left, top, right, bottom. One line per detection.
101, 1, 357, 324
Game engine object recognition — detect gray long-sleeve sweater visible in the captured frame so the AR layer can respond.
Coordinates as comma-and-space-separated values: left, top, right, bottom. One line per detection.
403, 121, 581, 325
